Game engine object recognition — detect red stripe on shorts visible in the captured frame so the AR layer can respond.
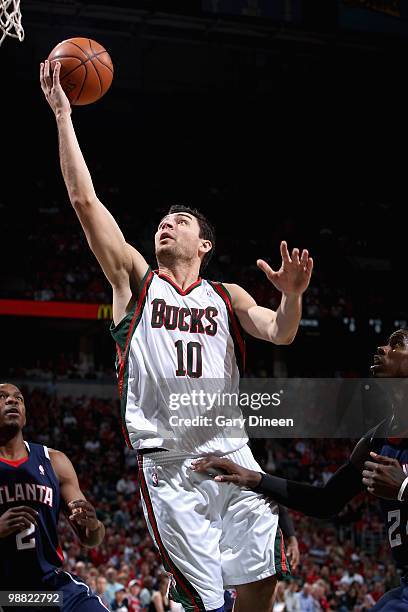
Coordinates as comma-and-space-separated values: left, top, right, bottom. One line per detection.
138, 455, 202, 612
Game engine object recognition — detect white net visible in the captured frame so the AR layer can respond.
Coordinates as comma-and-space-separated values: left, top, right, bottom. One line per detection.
0, 0, 24, 47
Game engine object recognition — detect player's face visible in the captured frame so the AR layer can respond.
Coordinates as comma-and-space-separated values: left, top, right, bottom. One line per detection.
155, 213, 208, 269
0, 384, 26, 430
371, 331, 408, 378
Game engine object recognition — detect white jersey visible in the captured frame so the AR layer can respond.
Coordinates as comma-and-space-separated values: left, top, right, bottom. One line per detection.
111, 267, 247, 454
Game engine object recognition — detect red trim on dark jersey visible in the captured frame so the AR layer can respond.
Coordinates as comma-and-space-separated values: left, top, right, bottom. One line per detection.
56, 545, 64, 562
0, 455, 29, 467
155, 271, 202, 296
387, 429, 408, 445
138, 456, 203, 612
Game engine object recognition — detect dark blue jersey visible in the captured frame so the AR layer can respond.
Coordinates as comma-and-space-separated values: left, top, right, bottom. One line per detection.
0, 442, 63, 589
255, 417, 408, 574
378, 437, 408, 573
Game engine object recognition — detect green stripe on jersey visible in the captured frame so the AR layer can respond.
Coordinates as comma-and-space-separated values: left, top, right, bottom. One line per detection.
110, 266, 153, 352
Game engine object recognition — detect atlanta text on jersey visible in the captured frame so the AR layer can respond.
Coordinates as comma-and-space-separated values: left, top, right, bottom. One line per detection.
0, 483, 54, 507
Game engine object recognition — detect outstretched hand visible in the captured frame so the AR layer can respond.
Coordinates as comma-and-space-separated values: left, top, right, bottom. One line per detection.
68, 499, 99, 533
257, 241, 313, 296
40, 60, 71, 117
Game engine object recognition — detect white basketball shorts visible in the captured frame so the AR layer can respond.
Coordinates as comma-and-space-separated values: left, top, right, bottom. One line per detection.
137, 444, 290, 612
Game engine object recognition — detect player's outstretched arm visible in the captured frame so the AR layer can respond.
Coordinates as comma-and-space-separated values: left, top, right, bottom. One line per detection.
191, 452, 363, 519
49, 449, 105, 548
225, 241, 313, 344
40, 60, 148, 324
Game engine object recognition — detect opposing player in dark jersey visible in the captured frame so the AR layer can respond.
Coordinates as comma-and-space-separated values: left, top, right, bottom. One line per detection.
0, 383, 107, 611
192, 328, 408, 611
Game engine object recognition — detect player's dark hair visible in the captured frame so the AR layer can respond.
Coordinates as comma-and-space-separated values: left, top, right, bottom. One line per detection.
389, 329, 408, 344
0, 382, 21, 391
167, 205, 215, 273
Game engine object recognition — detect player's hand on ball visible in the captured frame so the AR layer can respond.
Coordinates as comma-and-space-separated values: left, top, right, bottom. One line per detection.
40, 60, 71, 117
68, 499, 99, 532
257, 241, 313, 296
0, 506, 38, 538
191, 456, 262, 488
362, 452, 406, 500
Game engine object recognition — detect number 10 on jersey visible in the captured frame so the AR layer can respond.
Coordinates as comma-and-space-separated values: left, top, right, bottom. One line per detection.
175, 341, 203, 378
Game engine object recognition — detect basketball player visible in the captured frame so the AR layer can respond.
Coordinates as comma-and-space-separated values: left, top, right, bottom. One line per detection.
0, 383, 107, 610
192, 328, 408, 611
40, 59, 313, 612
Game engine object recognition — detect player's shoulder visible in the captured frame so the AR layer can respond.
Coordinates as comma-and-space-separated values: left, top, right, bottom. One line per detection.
205, 281, 237, 307
221, 282, 236, 294
47, 449, 73, 471
48, 448, 64, 462
220, 283, 256, 310
127, 245, 151, 286
48, 448, 71, 462
213, 282, 241, 298
350, 417, 391, 469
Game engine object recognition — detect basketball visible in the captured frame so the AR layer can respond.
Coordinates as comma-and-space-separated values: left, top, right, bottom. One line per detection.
47, 37, 113, 106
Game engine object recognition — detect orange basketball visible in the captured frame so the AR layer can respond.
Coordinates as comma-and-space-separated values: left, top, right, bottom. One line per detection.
48, 37, 113, 106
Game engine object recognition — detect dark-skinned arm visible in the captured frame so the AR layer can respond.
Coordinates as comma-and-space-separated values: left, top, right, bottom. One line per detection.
191, 437, 371, 519
278, 505, 300, 570
49, 449, 105, 547
278, 505, 295, 538
363, 452, 408, 501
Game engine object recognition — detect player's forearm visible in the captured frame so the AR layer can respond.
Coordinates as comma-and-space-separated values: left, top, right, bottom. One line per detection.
278, 505, 296, 538
254, 462, 363, 518
77, 520, 105, 548
254, 473, 333, 517
269, 293, 302, 344
56, 112, 97, 206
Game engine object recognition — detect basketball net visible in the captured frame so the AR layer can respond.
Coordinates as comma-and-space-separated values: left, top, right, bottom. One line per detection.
0, 0, 24, 46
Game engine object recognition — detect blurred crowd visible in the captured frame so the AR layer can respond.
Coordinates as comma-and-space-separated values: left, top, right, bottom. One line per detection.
17, 387, 397, 611
1, 180, 394, 330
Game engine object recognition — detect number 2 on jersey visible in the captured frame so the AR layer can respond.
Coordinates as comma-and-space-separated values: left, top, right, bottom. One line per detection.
175, 341, 202, 378
388, 509, 408, 548
16, 523, 35, 550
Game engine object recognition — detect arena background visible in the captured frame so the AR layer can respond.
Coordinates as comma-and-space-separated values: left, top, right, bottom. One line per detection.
1, 1, 408, 609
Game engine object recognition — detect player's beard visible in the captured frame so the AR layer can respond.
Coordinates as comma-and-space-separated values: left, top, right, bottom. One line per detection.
0, 422, 21, 444
156, 243, 194, 269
